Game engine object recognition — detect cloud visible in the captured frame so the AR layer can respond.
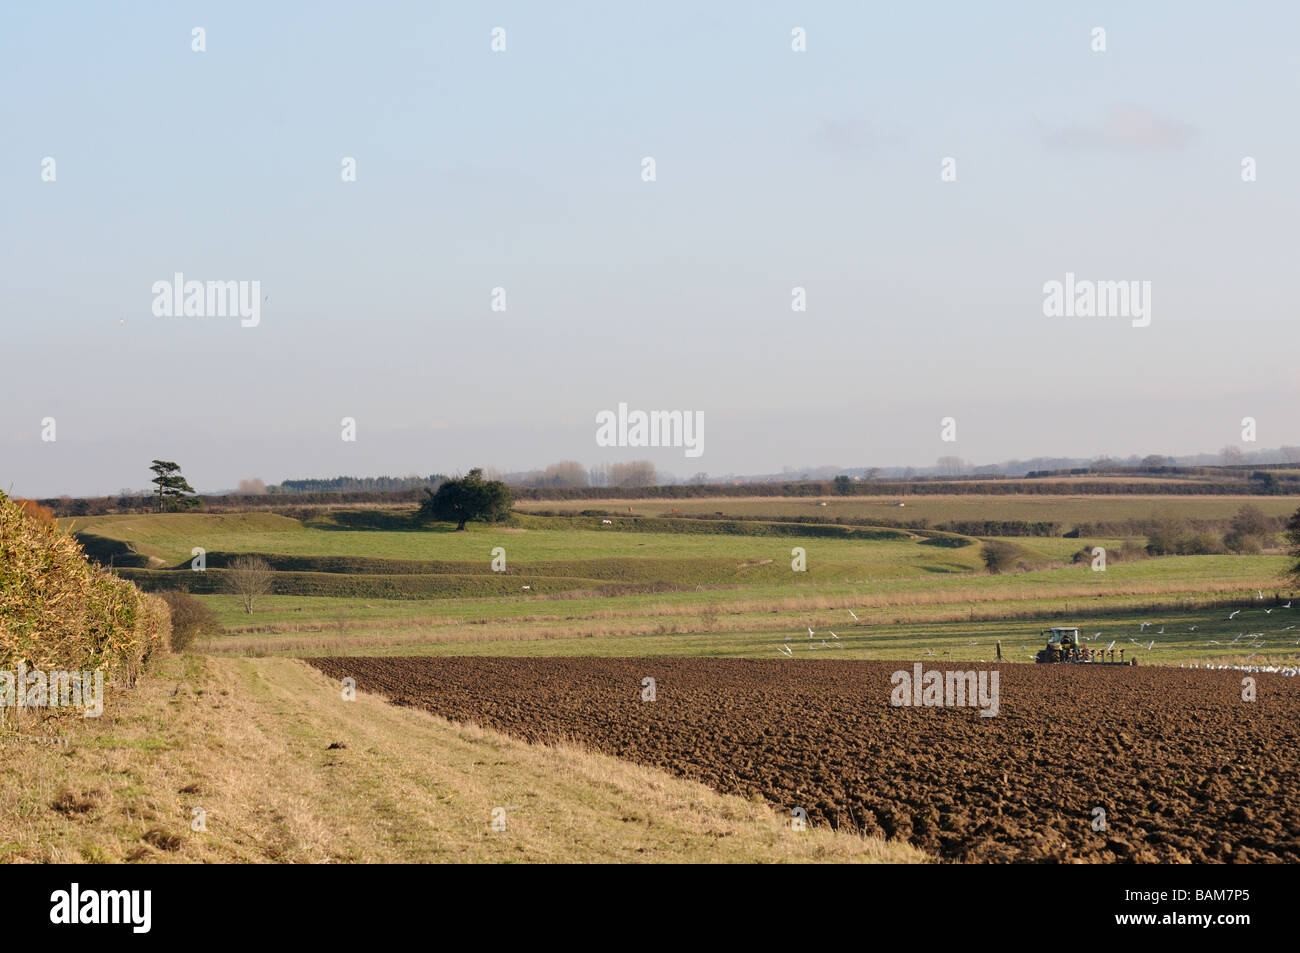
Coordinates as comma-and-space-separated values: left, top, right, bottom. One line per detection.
1039, 105, 1196, 153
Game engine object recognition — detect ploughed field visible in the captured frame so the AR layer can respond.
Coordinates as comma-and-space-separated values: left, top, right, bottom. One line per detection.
306, 657, 1300, 863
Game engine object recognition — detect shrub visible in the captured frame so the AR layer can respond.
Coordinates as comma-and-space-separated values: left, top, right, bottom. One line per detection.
1225, 504, 1272, 553
1224, 531, 1262, 555
158, 591, 217, 651
0, 492, 168, 712
1145, 517, 1186, 555
981, 541, 1018, 574
1287, 507, 1300, 581
1145, 517, 1224, 556
1184, 532, 1224, 555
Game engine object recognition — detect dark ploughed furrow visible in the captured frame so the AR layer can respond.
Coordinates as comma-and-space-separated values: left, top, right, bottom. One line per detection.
306, 657, 1300, 863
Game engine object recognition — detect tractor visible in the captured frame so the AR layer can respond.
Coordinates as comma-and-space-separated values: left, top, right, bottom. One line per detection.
1035, 626, 1135, 665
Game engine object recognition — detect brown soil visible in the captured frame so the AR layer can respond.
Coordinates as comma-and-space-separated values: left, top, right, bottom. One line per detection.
305, 657, 1300, 862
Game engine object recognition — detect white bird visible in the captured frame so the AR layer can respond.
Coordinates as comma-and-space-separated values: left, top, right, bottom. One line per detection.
778, 644, 793, 658
1207, 641, 1222, 645
828, 631, 839, 640
521, 585, 531, 591
1188, 626, 1197, 632
807, 627, 815, 639
1284, 602, 1293, 609
923, 649, 936, 656
1284, 626, 1296, 631
1157, 627, 1164, 635
1229, 610, 1241, 620
1147, 640, 1155, 651
1139, 622, 1150, 631
848, 610, 859, 621
1258, 590, 1264, 599
1265, 608, 1273, 614
1106, 640, 1116, 652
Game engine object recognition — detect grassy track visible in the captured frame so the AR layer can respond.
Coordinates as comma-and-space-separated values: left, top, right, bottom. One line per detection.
0, 654, 924, 863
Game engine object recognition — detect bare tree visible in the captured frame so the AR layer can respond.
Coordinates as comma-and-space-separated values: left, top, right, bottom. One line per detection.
225, 556, 274, 613
609, 460, 657, 487
936, 456, 967, 477
542, 461, 588, 487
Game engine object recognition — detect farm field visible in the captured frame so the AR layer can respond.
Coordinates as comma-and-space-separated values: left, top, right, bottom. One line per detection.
62, 502, 1299, 666
197, 591, 1300, 667
65, 511, 946, 571
307, 656, 1300, 863
516, 494, 1300, 525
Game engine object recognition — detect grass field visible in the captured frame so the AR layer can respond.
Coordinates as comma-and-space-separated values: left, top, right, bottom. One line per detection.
59, 500, 1299, 666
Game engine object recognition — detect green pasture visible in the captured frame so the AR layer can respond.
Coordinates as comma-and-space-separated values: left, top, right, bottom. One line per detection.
63, 504, 1299, 666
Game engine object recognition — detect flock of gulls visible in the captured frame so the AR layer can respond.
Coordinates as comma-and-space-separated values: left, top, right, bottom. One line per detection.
778, 593, 1298, 674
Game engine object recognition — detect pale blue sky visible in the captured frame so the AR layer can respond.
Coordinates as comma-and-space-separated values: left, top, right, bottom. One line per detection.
3, 1, 1297, 495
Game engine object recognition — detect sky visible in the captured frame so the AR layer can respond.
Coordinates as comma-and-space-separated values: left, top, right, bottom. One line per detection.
2, 1, 1298, 496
